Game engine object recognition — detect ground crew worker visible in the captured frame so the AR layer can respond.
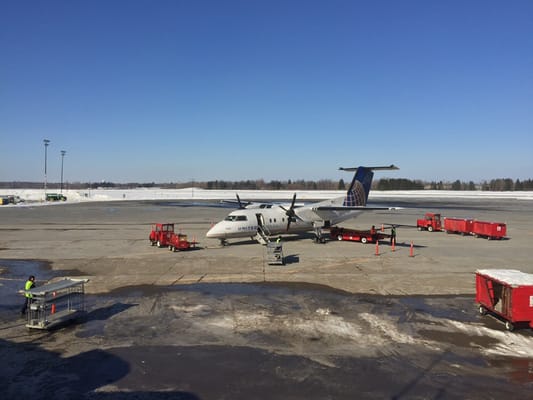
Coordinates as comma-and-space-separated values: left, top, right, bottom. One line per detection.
390, 226, 397, 245
370, 225, 377, 241
21, 275, 36, 315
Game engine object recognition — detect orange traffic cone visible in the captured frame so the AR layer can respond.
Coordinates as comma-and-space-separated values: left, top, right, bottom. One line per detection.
375, 240, 379, 256
51, 291, 57, 314
409, 241, 414, 257
391, 238, 396, 252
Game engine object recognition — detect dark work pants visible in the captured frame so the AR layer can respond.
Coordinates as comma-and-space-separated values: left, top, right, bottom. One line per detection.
21, 297, 31, 314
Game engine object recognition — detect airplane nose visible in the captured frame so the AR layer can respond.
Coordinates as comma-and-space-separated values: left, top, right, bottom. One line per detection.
206, 223, 222, 238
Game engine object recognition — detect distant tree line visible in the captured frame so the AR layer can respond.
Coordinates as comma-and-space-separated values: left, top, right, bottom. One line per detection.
425, 179, 533, 191
204, 178, 345, 191
1, 178, 533, 191
375, 178, 425, 190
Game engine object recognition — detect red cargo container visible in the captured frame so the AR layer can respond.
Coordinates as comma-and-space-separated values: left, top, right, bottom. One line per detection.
443, 217, 473, 236
476, 269, 533, 331
472, 221, 506, 240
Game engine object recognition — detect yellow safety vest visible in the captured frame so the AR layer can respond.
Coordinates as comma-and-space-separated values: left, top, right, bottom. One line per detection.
24, 280, 34, 298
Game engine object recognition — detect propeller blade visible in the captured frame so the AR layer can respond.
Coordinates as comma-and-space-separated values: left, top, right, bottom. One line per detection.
236, 194, 244, 209
284, 193, 299, 231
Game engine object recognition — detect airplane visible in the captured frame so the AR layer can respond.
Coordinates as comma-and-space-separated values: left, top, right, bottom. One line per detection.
206, 164, 399, 245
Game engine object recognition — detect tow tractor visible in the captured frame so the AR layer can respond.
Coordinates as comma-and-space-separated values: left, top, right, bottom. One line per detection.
330, 226, 390, 244
149, 223, 195, 251
417, 212, 442, 232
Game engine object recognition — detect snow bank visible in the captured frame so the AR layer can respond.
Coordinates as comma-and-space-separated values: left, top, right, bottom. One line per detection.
1, 188, 533, 205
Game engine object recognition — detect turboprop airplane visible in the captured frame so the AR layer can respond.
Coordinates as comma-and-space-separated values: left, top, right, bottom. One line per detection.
206, 165, 399, 245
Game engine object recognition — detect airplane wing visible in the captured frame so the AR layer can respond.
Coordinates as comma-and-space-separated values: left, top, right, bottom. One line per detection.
219, 199, 253, 208
219, 194, 259, 209
313, 206, 402, 211
220, 199, 305, 210
309, 205, 402, 222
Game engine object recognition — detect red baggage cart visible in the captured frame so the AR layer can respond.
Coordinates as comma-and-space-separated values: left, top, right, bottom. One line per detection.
329, 226, 390, 244
476, 269, 533, 331
472, 221, 506, 240
443, 217, 473, 236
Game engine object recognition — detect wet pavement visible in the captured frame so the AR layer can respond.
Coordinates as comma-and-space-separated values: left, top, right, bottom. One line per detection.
2, 260, 533, 399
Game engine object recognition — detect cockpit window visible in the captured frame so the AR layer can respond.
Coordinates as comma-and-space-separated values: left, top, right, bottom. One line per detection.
224, 215, 248, 222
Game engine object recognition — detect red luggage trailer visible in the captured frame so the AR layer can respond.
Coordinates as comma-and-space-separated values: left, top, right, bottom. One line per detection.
472, 221, 506, 240
443, 217, 474, 236
476, 269, 533, 331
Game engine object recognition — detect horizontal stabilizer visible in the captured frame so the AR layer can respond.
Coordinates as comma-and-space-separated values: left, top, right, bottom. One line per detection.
339, 164, 399, 172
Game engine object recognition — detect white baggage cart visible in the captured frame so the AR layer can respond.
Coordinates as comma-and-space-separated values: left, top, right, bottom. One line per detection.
25, 278, 89, 329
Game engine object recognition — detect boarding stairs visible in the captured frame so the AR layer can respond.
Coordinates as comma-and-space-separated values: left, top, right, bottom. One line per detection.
254, 224, 271, 245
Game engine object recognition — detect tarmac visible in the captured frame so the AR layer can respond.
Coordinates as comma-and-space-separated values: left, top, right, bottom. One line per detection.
1, 197, 533, 399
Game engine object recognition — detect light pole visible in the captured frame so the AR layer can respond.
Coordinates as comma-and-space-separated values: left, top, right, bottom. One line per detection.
43, 139, 50, 198
60, 150, 66, 193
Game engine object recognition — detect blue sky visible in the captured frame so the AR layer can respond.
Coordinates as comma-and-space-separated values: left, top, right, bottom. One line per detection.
1, 1, 532, 184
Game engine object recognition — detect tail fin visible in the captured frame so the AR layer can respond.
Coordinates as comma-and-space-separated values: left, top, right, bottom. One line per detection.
340, 165, 398, 207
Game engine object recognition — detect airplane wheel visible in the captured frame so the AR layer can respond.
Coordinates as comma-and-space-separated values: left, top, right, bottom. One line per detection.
361, 237, 368, 244
505, 321, 514, 331
337, 235, 343, 241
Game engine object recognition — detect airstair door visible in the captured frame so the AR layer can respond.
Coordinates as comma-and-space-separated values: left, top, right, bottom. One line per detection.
254, 213, 270, 244
256, 213, 266, 228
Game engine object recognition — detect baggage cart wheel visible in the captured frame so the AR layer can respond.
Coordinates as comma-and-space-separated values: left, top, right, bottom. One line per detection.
505, 321, 514, 331
428, 226, 433, 232
361, 237, 368, 244
337, 235, 343, 241
417, 226, 422, 231
157, 241, 162, 248
478, 305, 487, 315
169, 245, 174, 251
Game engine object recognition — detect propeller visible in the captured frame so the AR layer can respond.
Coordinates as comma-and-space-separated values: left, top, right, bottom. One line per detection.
280, 193, 302, 231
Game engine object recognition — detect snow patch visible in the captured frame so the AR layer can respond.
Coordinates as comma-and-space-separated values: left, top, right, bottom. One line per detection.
446, 320, 533, 358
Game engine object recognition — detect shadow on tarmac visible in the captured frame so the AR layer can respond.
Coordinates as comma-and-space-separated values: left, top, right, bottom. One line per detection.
82, 302, 138, 323
0, 338, 201, 400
